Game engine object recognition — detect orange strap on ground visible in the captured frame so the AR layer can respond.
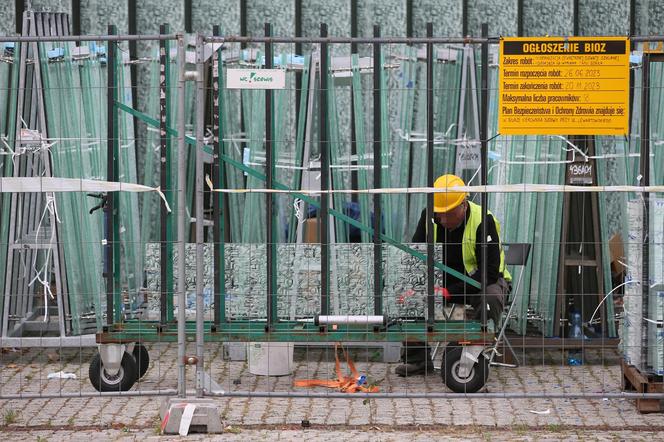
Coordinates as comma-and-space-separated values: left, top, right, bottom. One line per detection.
293, 343, 379, 393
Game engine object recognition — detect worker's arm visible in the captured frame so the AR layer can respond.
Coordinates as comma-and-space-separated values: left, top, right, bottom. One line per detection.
411, 209, 428, 242
445, 215, 501, 295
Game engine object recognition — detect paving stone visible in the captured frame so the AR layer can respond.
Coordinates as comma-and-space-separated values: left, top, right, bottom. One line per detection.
1, 344, 663, 439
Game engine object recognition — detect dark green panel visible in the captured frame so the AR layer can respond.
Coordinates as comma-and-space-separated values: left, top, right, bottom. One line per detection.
80, 0, 128, 34
412, 0, 463, 37
578, 0, 629, 36
191, 0, 240, 34
97, 319, 486, 343
634, 0, 664, 35
467, 0, 518, 37
0, 1, 16, 35
356, 0, 406, 38
523, 0, 574, 36
246, 0, 294, 38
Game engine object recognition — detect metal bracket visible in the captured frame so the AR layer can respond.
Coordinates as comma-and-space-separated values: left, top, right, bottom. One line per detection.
458, 345, 484, 378
200, 370, 224, 395
98, 343, 127, 376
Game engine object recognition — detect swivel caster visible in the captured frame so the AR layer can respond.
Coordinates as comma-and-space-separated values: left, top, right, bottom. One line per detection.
89, 346, 138, 392
133, 343, 150, 379
441, 343, 489, 393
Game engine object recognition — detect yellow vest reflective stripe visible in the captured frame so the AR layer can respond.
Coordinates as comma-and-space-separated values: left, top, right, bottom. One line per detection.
433, 201, 512, 282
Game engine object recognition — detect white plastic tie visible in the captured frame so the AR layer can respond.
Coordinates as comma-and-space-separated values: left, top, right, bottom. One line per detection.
155, 186, 172, 213
293, 198, 304, 223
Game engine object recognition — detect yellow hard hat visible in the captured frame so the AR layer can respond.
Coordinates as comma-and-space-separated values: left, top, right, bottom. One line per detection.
433, 174, 468, 213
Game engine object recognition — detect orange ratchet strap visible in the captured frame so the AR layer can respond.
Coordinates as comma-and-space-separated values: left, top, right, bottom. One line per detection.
293, 343, 379, 393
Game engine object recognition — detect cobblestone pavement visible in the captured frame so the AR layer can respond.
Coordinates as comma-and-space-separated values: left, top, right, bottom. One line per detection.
2, 428, 664, 441
1, 344, 662, 440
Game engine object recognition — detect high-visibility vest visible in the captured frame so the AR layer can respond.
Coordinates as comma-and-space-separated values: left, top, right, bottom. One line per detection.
433, 201, 511, 282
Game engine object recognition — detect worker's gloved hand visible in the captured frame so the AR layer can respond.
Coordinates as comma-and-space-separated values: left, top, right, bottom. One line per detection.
397, 288, 416, 305
434, 286, 451, 301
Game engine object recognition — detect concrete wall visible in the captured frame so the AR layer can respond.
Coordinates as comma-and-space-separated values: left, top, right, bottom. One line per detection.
1, 0, 663, 37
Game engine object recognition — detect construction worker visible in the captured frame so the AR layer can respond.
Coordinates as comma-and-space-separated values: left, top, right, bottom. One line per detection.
395, 174, 511, 377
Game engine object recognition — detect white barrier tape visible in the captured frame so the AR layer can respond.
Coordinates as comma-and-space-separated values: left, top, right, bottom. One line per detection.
203, 182, 664, 195
0, 177, 171, 212
179, 403, 197, 436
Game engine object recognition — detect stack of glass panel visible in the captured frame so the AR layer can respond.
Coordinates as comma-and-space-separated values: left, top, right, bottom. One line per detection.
0, 38, 152, 332
38, 39, 107, 332
621, 57, 664, 375
0, 42, 19, 322
211, 43, 470, 318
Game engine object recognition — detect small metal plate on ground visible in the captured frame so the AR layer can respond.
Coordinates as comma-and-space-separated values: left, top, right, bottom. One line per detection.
160, 398, 223, 435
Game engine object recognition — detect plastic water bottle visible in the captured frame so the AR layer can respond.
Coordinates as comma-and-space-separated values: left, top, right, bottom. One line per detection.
203, 287, 212, 308
567, 311, 583, 366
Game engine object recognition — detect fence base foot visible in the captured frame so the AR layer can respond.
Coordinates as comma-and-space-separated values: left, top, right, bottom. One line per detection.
160, 398, 223, 435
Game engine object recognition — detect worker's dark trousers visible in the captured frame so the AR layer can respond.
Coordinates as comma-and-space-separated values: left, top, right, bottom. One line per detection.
401, 277, 509, 364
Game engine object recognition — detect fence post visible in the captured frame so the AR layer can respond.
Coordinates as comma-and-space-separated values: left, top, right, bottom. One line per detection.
195, 33, 206, 398
373, 25, 383, 316
176, 33, 187, 399
320, 23, 330, 317
480, 23, 489, 327
425, 22, 434, 326
106, 24, 118, 327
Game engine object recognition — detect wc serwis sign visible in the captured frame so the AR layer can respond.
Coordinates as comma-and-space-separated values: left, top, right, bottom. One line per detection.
226, 69, 286, 89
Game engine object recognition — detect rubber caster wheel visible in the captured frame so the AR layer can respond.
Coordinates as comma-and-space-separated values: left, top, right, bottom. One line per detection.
441, 345, 489, 393
89, 351, 138, 392
133, 343, 149, 379
443, 341, 458, 354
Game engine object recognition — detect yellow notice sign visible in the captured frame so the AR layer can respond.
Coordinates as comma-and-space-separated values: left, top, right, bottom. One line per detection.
499, 37, 629, 135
